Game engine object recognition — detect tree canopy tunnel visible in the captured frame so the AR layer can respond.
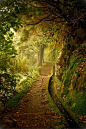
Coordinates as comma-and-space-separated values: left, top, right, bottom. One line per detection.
0, 0, 86, 121
0, 0, 86, 65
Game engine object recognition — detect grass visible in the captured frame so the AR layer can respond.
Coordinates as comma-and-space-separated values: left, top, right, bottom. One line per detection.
5, 89, 28, 108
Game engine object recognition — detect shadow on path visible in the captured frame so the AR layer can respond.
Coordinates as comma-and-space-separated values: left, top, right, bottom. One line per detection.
0, 62, 65, 129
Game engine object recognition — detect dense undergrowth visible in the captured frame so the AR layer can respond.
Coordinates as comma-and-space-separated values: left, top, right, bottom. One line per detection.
55, 42, 86, 117
5, 67, 39, 109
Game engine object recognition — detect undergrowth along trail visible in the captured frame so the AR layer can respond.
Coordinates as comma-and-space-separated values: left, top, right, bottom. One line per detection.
0, 62, 67, 129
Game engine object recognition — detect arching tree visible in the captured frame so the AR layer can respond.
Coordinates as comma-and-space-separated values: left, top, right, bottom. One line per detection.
0, 0, 86, 105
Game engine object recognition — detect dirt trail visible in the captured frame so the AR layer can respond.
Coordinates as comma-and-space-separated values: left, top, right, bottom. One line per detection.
0, 62, 64, 129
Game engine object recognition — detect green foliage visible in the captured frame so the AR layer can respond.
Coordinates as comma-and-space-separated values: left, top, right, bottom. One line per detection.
54, 89, 84, 128
48, 48, 60, 63
0, 0, 42, 102
21, 68, 39, 88
5, 89, 28, 108
0, 73, 16, 90
65, 91, 86, 116
60, 43, 86, 116
56, 124, 65, 129
62, 47, 85, 89
84, 67, 86, 72
0, 0, 21, 98
28, 5, 42, 19
0, 53, 17, 100
10, 56, 29, 74
6, 67, 39, 108
20, 28, 29, 42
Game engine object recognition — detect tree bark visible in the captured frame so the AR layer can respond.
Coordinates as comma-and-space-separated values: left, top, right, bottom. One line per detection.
37, 44, 44, 66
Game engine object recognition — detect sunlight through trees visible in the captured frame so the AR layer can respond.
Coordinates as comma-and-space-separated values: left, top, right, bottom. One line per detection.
0, 0, 86, 128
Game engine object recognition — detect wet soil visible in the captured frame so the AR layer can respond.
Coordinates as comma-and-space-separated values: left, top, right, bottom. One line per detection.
0, 62, 65, 129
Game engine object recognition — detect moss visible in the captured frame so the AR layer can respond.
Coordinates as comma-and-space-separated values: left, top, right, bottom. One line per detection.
5, 88, 29, 108
71, 92, 86, 116
63, 89, 86, 116
62, 47, 85, 89
83, 82, 86, 89
56, 124, 65, 129
84, 67, 86, 72
54, 89, 84, 128
46, 77, 68, 128
5, 68, 39, 109
58, 42, 86, 118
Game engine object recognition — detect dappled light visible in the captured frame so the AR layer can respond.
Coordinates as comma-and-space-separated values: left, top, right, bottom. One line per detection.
0, 0, 86, 128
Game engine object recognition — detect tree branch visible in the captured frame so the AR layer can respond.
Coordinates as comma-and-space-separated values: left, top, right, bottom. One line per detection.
21, 13, 52, 26
45, 16, 62, 21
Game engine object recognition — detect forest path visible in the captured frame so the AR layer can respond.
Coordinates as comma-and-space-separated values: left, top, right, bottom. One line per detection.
0, 62, 64, 129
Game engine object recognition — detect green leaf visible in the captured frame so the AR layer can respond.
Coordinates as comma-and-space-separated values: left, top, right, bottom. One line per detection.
34, 11, 36, 15
33, 6, 37, 11
15, 6, 18, 11
34, 16, 37, 19
11, 22, 16, 27
11, 56, 16, 58
9, 33, 14, 37
39, 11, 42, 16
29, 7, 32, 12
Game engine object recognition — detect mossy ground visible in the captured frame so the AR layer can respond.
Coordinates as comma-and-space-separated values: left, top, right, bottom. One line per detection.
55, 43, 86, 127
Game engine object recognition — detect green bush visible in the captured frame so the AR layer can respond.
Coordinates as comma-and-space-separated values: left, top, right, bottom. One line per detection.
5, 67, 39, 108
5, 89, 28, 108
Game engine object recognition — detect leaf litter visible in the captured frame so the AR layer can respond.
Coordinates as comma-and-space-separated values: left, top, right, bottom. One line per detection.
0, 62, 67, 128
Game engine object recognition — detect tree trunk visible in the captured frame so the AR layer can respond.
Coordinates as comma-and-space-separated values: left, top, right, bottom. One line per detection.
37, 44, 44, 66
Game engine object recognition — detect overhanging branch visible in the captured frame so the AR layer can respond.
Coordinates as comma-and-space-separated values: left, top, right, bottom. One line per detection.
21, 13, 52, 26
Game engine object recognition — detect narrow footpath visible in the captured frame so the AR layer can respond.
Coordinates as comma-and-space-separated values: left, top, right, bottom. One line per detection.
0, 62, 67, 129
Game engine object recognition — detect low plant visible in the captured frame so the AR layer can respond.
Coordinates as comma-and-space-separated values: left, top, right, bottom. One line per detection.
60, 43, 86, 117
5, 67, 39, 108
5, 88, 28, 108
